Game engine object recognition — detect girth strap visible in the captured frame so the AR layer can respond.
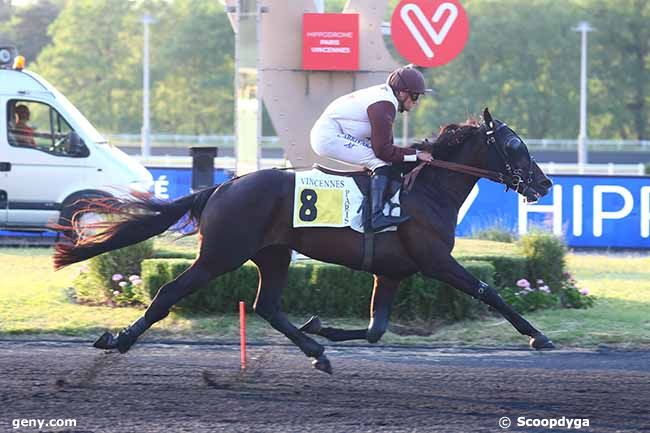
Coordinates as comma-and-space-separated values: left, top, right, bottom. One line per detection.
361, 231, 374, 272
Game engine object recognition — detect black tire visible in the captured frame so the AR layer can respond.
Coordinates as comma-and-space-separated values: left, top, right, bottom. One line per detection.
57, 190, 111, 242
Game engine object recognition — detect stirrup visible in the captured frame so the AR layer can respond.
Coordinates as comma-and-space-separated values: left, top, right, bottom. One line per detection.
370, 214, 410, 232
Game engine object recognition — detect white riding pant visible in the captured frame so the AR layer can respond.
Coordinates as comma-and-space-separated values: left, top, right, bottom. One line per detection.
310, 119, 388, 172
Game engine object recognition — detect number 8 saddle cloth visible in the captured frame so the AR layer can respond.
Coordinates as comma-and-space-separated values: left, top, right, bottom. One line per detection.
292, 165, 403, 233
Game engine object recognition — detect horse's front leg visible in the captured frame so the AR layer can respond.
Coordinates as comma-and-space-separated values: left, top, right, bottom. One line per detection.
300, 275, 400, 344
418, 252, 554, 349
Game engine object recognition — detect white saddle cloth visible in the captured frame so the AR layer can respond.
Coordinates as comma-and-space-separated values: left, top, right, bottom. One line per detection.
292, 169, 401, 233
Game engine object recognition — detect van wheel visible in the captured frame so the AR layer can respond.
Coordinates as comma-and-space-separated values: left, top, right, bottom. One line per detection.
58, 192, 111, 243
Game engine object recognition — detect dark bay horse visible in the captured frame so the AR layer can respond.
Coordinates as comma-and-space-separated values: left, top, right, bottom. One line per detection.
53, 108, 554, 374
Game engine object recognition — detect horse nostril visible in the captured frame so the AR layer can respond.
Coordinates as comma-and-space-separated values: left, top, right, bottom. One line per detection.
541, 179, 552, 188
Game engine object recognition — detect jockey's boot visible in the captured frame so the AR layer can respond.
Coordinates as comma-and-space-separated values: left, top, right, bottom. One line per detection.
370, 173, 410, 232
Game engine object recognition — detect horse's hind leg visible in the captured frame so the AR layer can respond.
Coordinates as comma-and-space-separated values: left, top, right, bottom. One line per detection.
94, 253, 248, 353
300, 275, 400, 343
252, 246, 332, 374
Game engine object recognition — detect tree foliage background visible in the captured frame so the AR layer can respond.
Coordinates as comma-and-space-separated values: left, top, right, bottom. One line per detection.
0, 0, 647, 140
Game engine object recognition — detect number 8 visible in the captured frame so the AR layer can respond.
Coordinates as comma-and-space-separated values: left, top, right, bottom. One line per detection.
299, 189, 318, 222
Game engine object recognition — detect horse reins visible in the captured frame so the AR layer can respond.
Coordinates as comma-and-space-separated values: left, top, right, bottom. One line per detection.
403, 122, 535, 197
403, 159, 495, 192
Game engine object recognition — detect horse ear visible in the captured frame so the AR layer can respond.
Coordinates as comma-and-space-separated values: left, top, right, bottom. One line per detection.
483, 107, 493, 125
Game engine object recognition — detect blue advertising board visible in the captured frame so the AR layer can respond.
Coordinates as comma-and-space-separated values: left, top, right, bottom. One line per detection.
148, 167, 233, 200
151, 170, 649, 248
456, 175, 650, 249
7, 168, 643, 249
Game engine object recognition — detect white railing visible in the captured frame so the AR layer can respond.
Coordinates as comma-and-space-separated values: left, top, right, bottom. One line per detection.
527, 138, 650, 151
538, 162, 645, 175
106, 134, 281, 148
107, 134, 648, 175
135, 156, 644, 175
105, 134, 650, 152
135, 155, 287, 171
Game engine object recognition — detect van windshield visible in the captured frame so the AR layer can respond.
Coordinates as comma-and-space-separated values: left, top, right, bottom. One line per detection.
50, 87, 107, 144
25, 71, 106, 144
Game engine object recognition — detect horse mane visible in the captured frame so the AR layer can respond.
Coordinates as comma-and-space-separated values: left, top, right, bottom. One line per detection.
418, 118, 482, 159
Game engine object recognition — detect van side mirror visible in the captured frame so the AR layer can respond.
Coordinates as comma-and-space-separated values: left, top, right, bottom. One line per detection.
67, 131, 88, 157
69, 131, 81, 148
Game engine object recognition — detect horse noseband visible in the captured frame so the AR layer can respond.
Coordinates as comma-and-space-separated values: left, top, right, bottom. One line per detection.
511, 171, 523, 187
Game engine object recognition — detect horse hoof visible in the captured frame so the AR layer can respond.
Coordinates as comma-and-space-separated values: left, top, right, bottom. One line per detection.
300, 315, 322, 334
312, 354, 333, 375
530, 334, 555, 350
93, 332, 117, 350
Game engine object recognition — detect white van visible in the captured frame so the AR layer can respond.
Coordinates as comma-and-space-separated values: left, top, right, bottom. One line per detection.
0, 48, 153, 231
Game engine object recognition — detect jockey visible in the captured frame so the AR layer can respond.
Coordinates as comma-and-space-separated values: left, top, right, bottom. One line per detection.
310, 64, 433, 232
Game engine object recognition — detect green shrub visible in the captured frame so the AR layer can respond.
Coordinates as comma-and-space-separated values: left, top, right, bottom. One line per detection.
309, 265, 373, 317
135, 259, 171, 302
150, 248, 196, 260
498, 281, 559, 313
518, 232, 567, 292
284, 262, 316, 312
559, 272, 595, 309
394, 260, 495, 321
143, 260, 259, 314
498, 274, 595, 313
72, 240, 154, 306
141, 260, 373, 317
71, 267, 105, 304
471, 227, 518, 243
76, 232, 591, 318
456, 255, 527, 289
140, 259, 495, 321
94, 235, 584, 319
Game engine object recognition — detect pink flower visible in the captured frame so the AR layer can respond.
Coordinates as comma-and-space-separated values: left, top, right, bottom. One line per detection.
129, 275, 141, 282
118, 281, 128, 288
516, 279, 531, 289
579, 288, 589, 296
536, 279, 545, 285
132, 279, 142, 286
112, 274, 124, 282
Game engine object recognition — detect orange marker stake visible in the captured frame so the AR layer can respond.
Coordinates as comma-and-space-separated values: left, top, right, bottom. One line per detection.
239, 301, 247, 370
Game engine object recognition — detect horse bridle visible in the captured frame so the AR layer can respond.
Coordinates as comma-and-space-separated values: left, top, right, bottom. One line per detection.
484, 120, 536, 195
404, 122, 537, 199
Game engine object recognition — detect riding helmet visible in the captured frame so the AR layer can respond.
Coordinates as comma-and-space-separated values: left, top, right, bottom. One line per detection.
387, 65, 427, 95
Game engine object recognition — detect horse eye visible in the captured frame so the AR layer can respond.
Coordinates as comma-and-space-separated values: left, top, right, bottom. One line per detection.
506, 137, 521, 149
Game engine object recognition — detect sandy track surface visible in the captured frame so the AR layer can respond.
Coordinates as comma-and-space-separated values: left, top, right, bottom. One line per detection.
1, 340, 649, 432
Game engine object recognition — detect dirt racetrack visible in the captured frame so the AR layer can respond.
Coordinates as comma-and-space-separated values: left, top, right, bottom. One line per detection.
1, 339, 649, 433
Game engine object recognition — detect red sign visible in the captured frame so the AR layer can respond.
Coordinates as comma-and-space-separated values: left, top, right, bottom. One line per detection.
391, 0, 469, 68
302, 13, 359, 71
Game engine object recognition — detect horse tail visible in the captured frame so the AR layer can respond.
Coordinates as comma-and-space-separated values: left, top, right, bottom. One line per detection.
52, 185, 219, 270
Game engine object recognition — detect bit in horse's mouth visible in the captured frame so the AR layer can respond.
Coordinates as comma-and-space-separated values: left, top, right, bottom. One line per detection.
526, 192, 541, 203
